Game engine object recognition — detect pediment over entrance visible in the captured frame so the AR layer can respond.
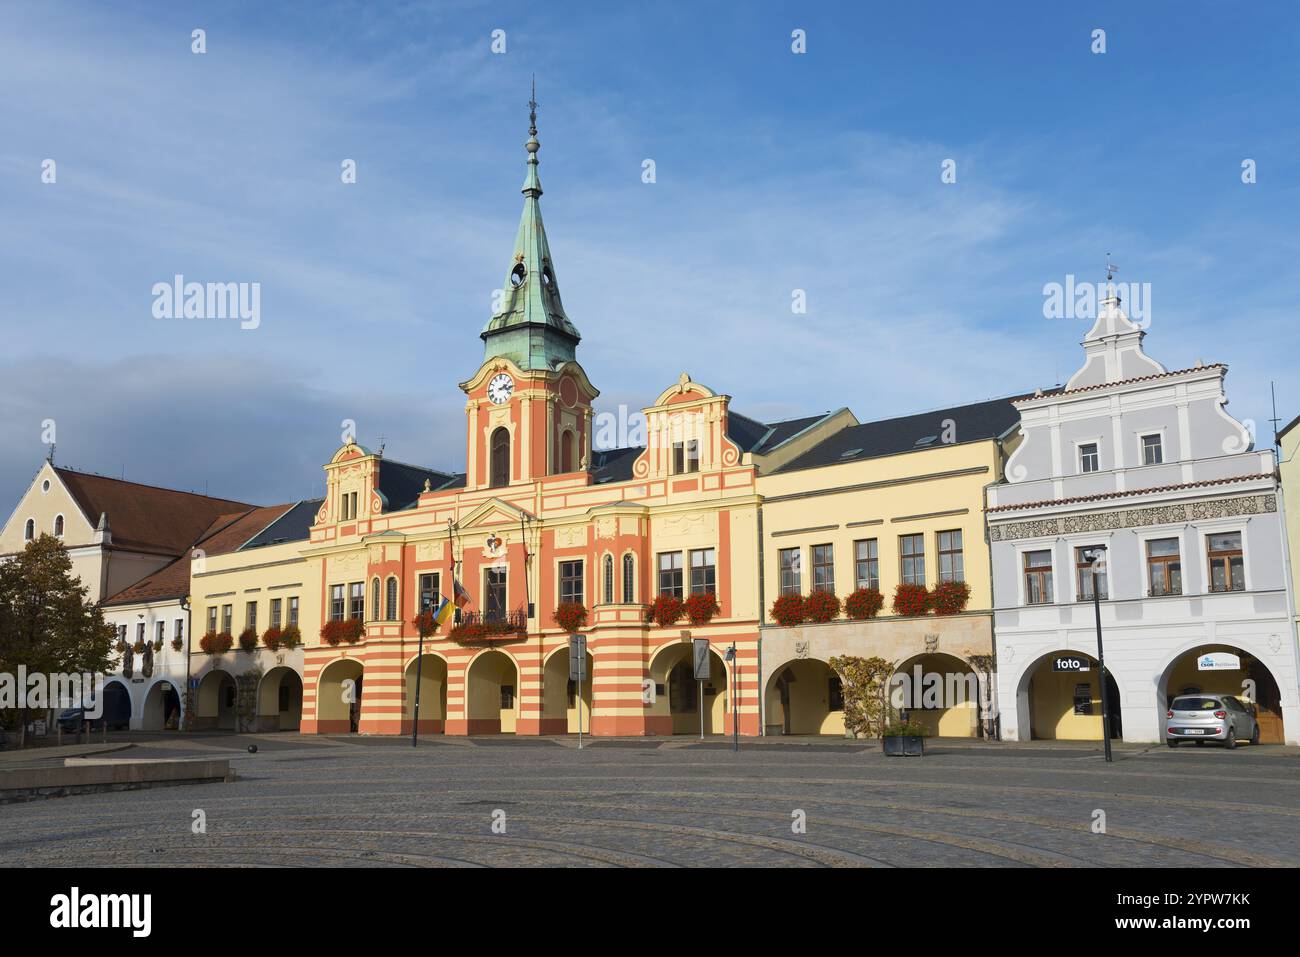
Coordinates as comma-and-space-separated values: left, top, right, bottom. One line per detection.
458, 497, 536, 530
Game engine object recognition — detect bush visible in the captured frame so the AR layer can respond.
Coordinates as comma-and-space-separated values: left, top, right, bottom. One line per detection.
883, 719, 931, 738
804, 590, 841, 623
238, 627, 258, 652
645, 594, 683, 628
262, 626, 283, 652
769, 593, 806, 627
552, 602, 589, 632
892, 583, 931, 617
684, 592, 720, 626
200, 631, 233, 655
929, 580, 971, 616
844, 587, 884, 620
279, 624, 302, 649
829, 655, 896, 739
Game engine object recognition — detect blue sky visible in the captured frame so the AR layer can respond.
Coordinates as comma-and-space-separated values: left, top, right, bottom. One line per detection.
2, 0, 1297, 508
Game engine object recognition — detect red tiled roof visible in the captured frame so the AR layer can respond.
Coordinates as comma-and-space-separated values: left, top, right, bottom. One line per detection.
1012, 364, 1226, 404
102, 504, 295, 606
986, 472, 1276, 514
55, 467, 252, 556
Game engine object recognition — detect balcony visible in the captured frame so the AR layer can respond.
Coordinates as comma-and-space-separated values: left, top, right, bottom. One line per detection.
448, 607, 528, 644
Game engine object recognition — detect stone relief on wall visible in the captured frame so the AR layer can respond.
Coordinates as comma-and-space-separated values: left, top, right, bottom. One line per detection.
990, 493, 1276, 542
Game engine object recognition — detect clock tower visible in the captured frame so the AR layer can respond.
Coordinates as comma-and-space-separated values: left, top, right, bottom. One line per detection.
460, 88, 598, 491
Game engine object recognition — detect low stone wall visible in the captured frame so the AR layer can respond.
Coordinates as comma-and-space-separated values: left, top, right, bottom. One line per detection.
0, 758, 234, 804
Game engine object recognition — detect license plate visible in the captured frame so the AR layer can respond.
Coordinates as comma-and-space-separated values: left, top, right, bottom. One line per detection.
1183, 729, 1205, 734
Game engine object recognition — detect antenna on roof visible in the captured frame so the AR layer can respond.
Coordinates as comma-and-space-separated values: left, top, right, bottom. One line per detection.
46, 443, 55, 464
1271, 381, 1282, 447
378, 433, 387, 457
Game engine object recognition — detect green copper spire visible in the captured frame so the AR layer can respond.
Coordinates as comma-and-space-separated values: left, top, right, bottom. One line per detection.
480, 80, 581, 370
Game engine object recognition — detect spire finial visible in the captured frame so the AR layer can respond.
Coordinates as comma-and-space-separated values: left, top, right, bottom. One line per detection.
528, 74, 537, 137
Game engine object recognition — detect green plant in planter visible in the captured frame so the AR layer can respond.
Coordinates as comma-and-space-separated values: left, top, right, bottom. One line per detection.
882, 719, 931, 738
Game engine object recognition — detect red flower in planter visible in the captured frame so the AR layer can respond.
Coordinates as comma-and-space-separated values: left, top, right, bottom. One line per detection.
170, 636, 184, 652
262, 626, 283, 652
279, 625, 302, 649
804, 590, 841, 623
237, 627, 258, 652
200, 631, 233, 655
341, 619, 364, 644
320, 620, 343, 646
411, 610, 440, 637
645, 594, 684, 628
844, 587, 884, 620
892, 583, 931, 617
684, 592, 720, 626
929, 580, 971, 616
552, 602, 589, 633
770, 593, 807, 627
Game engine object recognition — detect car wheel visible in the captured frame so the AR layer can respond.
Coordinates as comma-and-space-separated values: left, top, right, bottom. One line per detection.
1225, 728, 1236, 750
1250, 724, 1260, 746
1166, 738, 1179, 748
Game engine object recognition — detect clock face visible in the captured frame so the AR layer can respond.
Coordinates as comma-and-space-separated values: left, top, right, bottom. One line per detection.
487, 373, 514, 405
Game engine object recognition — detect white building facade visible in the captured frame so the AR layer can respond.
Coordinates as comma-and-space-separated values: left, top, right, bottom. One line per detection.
988, 295, 1299, 745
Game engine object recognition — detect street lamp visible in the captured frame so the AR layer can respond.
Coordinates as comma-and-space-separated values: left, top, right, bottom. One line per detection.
724, 643, 738, 753
1081, 547, 1113, 763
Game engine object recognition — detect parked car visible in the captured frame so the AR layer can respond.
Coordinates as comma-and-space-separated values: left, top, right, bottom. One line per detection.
56, 701, 130, 733
1166, 695, 1259, 748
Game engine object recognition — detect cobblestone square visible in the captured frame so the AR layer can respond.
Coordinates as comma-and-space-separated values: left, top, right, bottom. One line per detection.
3, 735, 1297, 867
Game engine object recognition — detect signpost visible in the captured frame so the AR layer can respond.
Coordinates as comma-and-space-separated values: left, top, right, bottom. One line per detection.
693, 638, 709, 740
724, 643, 738, 752
570, 634, 587, 750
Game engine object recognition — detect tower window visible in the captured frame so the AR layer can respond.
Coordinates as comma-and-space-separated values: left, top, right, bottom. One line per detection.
24, 518, 35, 541
490, 427, 511, 488
561, 431, 575, 473
510, 263, 526, 287
622, 554, 635, 603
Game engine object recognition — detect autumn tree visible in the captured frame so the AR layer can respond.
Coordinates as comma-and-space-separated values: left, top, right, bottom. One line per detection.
0, 534, 116, 746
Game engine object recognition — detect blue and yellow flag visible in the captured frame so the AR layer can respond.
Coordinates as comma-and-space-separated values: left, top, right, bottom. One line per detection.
432, 595, 454, 627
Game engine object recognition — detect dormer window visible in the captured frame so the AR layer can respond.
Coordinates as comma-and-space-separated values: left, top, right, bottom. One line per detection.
510, 263, 526, 287
340, 491, 359, 521
673, 439, 700, 474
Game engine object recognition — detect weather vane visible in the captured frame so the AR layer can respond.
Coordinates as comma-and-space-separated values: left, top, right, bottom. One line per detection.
528, 74, 538, 134
1105, 253, 1119, 282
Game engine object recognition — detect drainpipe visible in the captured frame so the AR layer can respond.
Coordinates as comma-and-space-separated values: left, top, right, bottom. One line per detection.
1272, 474, 1300, 745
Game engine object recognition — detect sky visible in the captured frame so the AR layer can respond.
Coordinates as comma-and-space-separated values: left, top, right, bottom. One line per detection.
2, 0, 1298, 509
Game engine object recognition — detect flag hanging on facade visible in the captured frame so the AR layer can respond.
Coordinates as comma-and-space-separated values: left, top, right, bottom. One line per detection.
453, 577, 472, 608
432, 595, 454, 626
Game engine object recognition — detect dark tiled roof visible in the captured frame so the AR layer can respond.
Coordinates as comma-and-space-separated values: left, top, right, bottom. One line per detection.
774, 396, 1022, 474
729, 411, 836, 454
377, 459, 460, 511
54, 467, 252, 557
591, 446, 640, 484
104, 504, 295, 606
241, 500, 323, 549
986, 473, 1275, 513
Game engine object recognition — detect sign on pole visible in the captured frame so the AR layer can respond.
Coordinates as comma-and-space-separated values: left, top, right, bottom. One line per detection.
692, 638, 710, 681
569, 634, 587, 681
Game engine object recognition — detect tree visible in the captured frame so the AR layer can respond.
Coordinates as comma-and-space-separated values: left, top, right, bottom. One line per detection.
0, 534, 116, 746
829, 655, 896, 739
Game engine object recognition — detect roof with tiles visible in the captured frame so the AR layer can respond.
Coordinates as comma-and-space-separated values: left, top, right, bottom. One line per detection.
773, 396, 1024, 474
54, 467, 252, 557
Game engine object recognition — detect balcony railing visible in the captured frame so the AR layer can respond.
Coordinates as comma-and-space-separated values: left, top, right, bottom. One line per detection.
1208, 581, 1246, 594
448, 607, 528, 643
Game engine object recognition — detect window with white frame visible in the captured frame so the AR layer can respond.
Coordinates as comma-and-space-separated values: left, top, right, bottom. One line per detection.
1079, 442, 1099, 473
1140, 433, 1163, 465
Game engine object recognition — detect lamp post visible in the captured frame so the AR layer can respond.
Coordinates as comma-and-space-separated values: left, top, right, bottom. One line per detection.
412, 596, 432, 748
1083, 548, 1113, 763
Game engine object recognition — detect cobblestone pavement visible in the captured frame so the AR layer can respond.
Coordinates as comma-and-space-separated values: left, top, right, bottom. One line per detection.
2, 734, 1297, 867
